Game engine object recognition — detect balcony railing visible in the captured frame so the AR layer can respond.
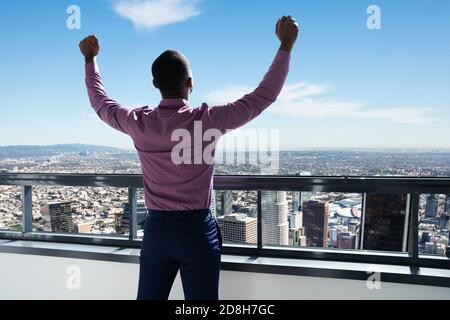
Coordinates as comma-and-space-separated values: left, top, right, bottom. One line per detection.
0, 173, 449, 269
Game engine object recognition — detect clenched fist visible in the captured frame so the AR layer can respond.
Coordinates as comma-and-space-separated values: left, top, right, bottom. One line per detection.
276, 16, 299, 52
79, 34, 100, 63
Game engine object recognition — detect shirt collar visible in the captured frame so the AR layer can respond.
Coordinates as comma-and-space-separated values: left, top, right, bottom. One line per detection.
158, 98, 191, 108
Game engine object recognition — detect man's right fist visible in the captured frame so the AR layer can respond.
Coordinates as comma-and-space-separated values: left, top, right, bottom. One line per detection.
79, 34, 100, 63
276, 16, 299, 52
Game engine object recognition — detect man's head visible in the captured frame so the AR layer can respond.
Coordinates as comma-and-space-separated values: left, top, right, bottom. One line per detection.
152, 50, 193, 99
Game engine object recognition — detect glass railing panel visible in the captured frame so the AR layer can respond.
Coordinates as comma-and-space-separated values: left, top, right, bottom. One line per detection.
0, 185, 22, 231
31, 185, 129, 236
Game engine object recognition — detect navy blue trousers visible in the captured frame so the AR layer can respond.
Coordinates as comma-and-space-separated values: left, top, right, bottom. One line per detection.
137, 209, 222, 300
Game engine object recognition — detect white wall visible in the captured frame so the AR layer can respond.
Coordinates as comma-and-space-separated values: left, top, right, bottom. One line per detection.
0, 252, 449, 300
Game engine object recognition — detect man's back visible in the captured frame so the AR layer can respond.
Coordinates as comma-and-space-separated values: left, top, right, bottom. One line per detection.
84, 50, 290, 210
132, 99, 216, 210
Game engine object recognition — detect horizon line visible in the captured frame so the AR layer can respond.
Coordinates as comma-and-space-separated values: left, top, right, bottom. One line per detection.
1, 143, 450, 152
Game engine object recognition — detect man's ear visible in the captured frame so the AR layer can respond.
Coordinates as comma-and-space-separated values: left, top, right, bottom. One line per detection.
153, 79, 159, 89
186, 77, 193, 90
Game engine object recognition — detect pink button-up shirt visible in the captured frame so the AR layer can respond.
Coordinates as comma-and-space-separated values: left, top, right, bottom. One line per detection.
85, 49, 290, 210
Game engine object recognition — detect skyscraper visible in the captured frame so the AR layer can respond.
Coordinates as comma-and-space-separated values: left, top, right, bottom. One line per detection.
215, 190, 233, 217
302, 200, 329, 247
116, 200, 147, 234
441, 194, 450, 230
440, 212, 450, 230
261, 191, 289, 246
425, 194, 439, 218
298, 171, 312, 211
292, 192, 301, 213
289, 227, 306, 247
362, 194, 407, 252
216, 213, 257, 244
41, 201, 74, 233
288, 212, 302, 229
445, 194, 450, 214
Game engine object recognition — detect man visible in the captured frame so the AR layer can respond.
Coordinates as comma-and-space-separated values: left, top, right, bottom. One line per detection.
79, 15, 298, 300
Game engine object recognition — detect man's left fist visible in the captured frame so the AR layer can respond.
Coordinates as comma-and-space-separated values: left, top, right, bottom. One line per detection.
79, 34, 100, 63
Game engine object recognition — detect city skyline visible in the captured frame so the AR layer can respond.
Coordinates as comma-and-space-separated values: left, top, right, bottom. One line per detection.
1, 0, 449, 149
1, 154, 448, 257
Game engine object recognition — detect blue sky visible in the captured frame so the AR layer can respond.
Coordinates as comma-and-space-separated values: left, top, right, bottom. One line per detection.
0, 0, 449, 150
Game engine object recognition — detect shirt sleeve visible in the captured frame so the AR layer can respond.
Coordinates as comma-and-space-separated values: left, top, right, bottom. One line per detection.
85, 61, 135, 135
207, 49, 291, 132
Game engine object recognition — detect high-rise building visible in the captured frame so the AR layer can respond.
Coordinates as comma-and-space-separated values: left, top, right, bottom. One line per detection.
441, 194, 450, 230
299, 171, 312, 211
348, 219, 359, 234
216, 213, 257, 244
289, 227, 306, 247
424, 242, 436, 254
445, 194, 450, 213
116, 200, 147, 234
337, 232, 356, 249
288, 212, 302, 229
425, 194, 439, 218
423, 237, 447, 255
41, 201, 74, 233
221, 191, 233, 216
210, 190, 217, 218
215, 191, 233, 216
440, 213, 450, 230
114, 211, 123, 233
362, 194, 407, 252
292, 192, 301, 213
261, 191, 289, 246
328, 228, 339, 248
329, 228, 340, 247
302, 200, 329, 247
420, 231, 430, 244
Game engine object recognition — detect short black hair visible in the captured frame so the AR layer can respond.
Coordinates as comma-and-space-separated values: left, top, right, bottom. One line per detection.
151, 50, 190, 95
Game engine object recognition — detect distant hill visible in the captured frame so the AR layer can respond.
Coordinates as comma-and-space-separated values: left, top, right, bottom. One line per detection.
0, 144, 132, 158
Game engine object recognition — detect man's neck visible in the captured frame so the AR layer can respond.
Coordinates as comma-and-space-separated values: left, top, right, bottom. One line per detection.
162, 93, 188, 100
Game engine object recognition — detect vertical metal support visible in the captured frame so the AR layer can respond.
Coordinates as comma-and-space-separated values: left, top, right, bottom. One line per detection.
408, 193, 420, 265
22, 185, 32, 233
257, 190, 262, 250
402, 194, 411, 252
128, 187, 137, 240
359, 193, 367, 250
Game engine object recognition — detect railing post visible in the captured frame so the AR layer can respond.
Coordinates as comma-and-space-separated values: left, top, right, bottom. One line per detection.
128, 187, 137, 240
359, 193, 367, 250
22, 185, 32, 233
408, 193, 420, 265
257, 190, 262, 250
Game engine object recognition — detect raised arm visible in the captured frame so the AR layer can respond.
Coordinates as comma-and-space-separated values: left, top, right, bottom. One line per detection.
208, 16, 299, 132
79, 35, 134, 134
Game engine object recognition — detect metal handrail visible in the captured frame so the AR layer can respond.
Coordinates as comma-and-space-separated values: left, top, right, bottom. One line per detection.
0, 173, 449, 193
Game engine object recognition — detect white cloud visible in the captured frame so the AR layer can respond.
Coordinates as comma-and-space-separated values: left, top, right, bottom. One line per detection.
206, 85, 251, 104
113, 0, 201, 30
80, 112, 99, 120
205, 82, 434, 125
